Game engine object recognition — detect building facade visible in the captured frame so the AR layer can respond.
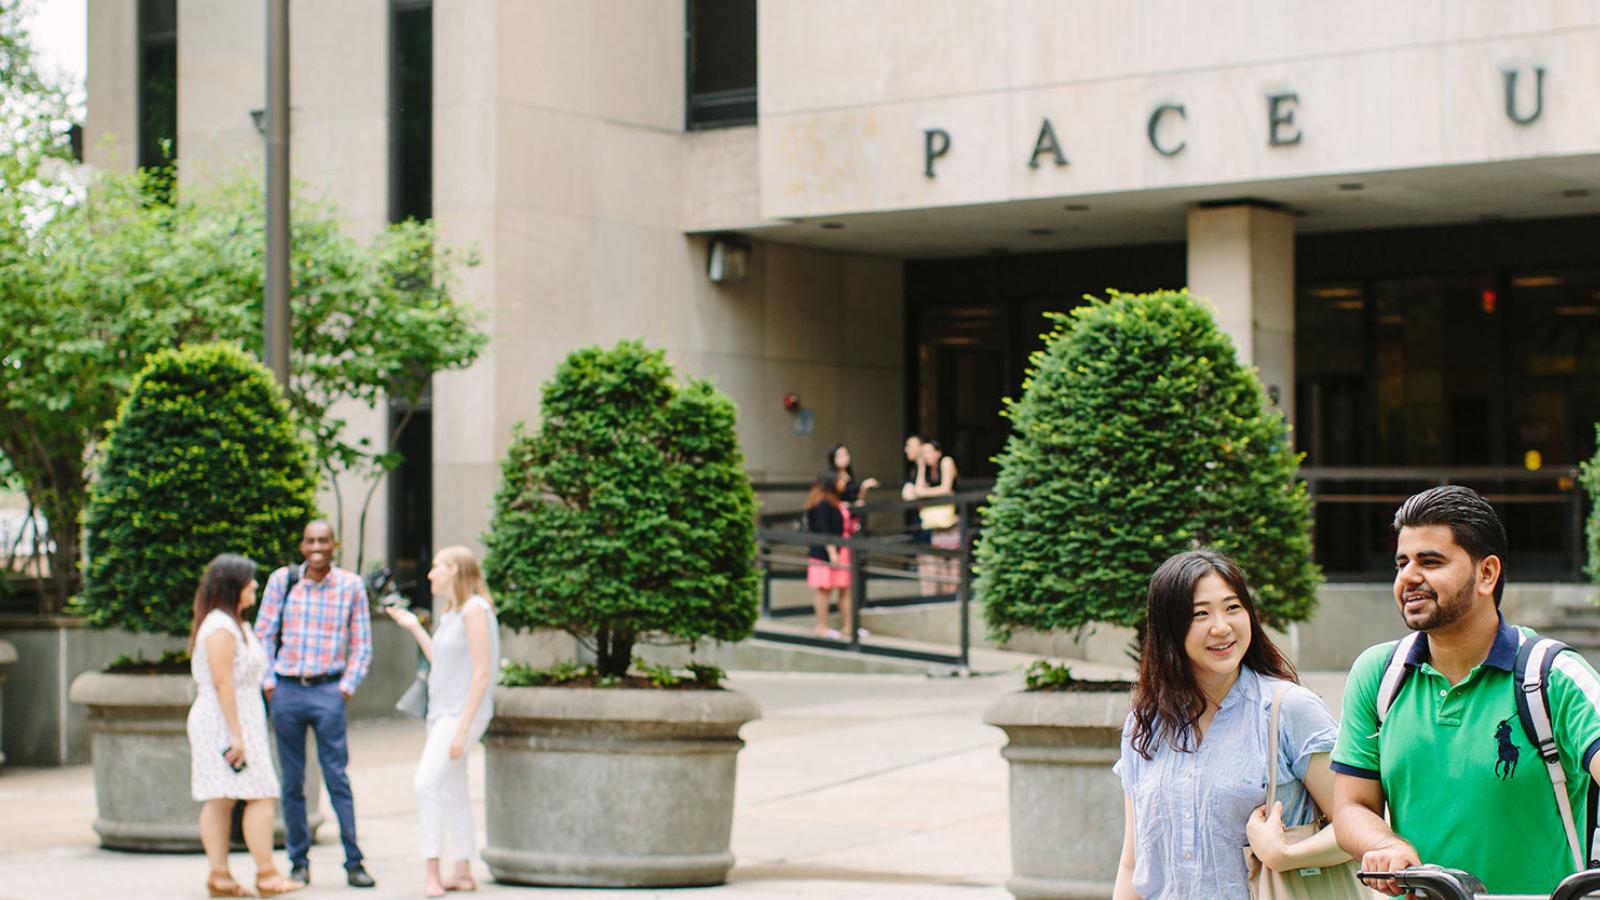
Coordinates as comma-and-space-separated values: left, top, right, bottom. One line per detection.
86, 1, 1600, 585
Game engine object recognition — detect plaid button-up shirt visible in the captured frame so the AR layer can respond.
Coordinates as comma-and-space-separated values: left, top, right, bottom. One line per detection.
255, 563, 373, 694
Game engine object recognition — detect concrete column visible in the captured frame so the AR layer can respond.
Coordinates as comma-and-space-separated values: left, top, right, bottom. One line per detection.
1186, 203, 1297, 428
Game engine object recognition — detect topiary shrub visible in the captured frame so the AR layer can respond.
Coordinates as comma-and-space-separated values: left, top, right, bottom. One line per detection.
1582, 423, 1600, 587
79, 343, 319, 637
976, 289, 1320, 645
484, 340, 759, 678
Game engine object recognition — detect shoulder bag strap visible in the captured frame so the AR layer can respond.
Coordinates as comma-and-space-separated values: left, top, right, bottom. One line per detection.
1376, 632, 1424, 725
1515, 636, 1585, 872
1265, 682, 1291, 810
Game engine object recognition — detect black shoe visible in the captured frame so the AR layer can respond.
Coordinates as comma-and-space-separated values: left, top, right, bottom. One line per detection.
346, 865, 376, 888
288, 863, 310, 886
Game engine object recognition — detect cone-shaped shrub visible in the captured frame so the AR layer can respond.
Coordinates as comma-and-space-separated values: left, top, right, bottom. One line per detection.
484, 341, 759, 677
80, 343, 319, 636
976, 289, 1320, 642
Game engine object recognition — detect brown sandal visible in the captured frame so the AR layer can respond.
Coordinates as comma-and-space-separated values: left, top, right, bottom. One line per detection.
256, 870, 306, 896
206, 871, 249, 898
443, 875, 478, 891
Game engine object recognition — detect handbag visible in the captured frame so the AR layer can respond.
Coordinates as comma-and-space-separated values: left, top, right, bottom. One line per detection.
395, 664, 429, 720
918, 502, 958, 531
1243, 682, 1374, 900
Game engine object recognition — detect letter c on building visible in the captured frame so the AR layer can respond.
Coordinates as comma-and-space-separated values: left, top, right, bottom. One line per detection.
1147, 103, 1187, 157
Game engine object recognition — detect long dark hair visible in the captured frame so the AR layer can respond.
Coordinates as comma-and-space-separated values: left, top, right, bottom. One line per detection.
826, 444, 855, 480
187, 554, 257, 653
1129, 549, 1297, 760
803, 473, 843, 511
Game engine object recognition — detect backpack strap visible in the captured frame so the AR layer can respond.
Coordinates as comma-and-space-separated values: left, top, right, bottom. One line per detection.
1514, 635, 1592, 871
1376, 632, 1424, 724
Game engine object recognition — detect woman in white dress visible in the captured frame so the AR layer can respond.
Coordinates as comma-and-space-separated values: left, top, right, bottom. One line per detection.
187, 554, 304, 897
386, 545, 500, 897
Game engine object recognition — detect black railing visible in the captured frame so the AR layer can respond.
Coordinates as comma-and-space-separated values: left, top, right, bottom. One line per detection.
751, 483, 992, 670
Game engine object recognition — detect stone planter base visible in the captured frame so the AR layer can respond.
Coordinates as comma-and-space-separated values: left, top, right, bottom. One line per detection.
69, 671, 322, 852
984, 689, 1131, 900
483, 686, 760, 888
0, 638, 14, 768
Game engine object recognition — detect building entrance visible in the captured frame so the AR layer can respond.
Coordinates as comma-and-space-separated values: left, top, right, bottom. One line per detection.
907, 216, 1600, 580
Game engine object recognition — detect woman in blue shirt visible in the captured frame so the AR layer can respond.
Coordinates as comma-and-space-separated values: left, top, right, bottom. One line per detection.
1112, 550, 1350, 899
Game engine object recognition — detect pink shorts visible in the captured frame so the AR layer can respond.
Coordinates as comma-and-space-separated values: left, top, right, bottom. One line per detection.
807, 549, 852, 590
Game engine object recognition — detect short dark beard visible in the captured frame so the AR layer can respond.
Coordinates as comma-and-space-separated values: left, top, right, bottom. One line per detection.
1404, 579, 1476, 632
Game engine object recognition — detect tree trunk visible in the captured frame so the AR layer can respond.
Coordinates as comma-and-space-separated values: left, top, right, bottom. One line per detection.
37, 459, 86, 615
596, 629, 636, 678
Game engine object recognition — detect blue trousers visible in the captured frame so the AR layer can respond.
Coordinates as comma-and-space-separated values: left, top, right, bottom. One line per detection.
269, 679, 363, 869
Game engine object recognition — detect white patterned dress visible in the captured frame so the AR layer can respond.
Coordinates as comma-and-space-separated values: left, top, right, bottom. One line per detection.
188, 609, 280, 800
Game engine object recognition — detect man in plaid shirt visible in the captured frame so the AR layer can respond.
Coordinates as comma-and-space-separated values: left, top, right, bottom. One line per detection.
256, 520, 377, 889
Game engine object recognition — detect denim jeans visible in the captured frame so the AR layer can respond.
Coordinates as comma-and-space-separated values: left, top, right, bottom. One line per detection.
269, 679, 363, 869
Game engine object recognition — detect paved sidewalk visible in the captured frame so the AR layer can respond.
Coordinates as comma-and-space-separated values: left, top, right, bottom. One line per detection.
0, 670, 1030, 899
0, 666, 1354, 899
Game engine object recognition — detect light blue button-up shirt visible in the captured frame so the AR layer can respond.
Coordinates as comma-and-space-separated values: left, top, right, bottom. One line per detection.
1113, 666, 1339, 900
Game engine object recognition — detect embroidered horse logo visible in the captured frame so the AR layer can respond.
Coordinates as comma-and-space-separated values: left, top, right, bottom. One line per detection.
1495, 718, 1519, 781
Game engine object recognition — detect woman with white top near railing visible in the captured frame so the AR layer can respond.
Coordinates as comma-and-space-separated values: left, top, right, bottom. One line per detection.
385, 545, 501, 897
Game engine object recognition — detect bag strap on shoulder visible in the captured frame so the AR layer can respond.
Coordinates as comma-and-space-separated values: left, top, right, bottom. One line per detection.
1513, 634, 1594, 870
1376, 632, 1423, 724
1264, 682, 1291, 810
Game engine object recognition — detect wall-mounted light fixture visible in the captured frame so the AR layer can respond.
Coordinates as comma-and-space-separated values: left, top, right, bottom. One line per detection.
707, 236, 751, 283
250, 108, 266, 135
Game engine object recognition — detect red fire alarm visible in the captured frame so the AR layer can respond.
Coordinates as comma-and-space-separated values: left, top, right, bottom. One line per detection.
782, 393, 801, 413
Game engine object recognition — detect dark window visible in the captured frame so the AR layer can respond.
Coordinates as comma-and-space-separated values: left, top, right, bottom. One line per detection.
687, 0, 756, 129
386, 0, 435, 603
389, 0, 432, 223
905, 245, 1188, 479
1294, 217, 1600, 580
137, 0, 177, 172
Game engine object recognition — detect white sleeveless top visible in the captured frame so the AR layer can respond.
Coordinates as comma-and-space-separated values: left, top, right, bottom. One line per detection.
427, 594, 499, 725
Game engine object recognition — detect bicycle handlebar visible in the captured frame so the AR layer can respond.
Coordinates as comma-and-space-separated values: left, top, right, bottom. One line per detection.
1358, 865, 1600, 899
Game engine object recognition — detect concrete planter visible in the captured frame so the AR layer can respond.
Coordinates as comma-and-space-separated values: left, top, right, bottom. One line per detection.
483, 686, 761, 887
984, 689, 1131, 900
68, 671, 321, 851
0, 639, 15, 768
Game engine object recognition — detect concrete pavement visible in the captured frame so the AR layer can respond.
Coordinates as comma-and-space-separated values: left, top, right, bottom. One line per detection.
0, 665, 1354, 899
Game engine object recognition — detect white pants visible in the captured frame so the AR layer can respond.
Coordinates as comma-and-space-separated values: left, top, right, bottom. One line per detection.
415, 714, 488, 860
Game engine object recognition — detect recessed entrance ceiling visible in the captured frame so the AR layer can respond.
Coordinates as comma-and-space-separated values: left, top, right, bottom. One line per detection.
724, 155, 1600, 259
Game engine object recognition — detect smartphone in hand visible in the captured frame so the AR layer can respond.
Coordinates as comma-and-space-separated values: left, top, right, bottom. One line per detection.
222, 746, 247, 773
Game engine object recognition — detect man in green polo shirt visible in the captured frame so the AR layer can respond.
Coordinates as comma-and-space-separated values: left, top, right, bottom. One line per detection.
1331, 485, 1600, 895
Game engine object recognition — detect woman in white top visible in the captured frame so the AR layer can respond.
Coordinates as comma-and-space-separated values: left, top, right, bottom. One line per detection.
386, 544, 501, 897
187, 554, 303, 897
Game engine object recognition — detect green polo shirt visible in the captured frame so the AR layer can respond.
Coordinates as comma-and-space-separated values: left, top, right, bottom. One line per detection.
1332, 617, 1600, 894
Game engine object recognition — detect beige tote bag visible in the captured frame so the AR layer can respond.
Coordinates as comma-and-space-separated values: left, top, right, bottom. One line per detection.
1243, 683, 1375, 900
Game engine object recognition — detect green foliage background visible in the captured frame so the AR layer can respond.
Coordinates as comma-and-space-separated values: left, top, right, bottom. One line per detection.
484, 341, 759, 676
0, 165, 483, 609
1581, 423, 1600, 586
79, 343, 318, 636
976, 289, 1321, 640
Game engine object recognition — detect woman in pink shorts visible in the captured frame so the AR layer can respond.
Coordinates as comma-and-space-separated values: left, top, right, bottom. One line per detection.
803, 474, 854, 638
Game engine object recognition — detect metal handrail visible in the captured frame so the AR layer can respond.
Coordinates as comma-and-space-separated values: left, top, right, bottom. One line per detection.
750, 486, 989, 670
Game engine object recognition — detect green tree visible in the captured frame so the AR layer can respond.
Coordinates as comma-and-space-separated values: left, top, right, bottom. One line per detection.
1581, 423, 1600, 585
0, 168, 484, 611
976, 289, 1320, 643
79, 343, 319, 636
484, 341, 760, 677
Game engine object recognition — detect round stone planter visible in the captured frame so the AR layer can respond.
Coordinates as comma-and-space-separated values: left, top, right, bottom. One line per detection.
984, 688, 1131, 900
483, 686, 761, 888
0, 639, 16, 768
68, 671, 321, 851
